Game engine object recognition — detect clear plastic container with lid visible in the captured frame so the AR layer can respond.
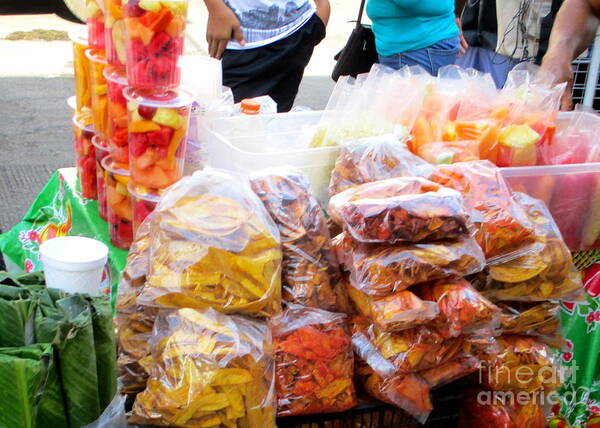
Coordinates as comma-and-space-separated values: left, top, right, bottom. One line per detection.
86, 0, 106, 50
104, 0, 126, 68
102, 156, 133, 250
69, 29, 92, 113
92, 135, 112, 222
127, 182, 160, 235
104, 66, 129, 164
86, 49, 110, 140
123, 0, 189, 90
124, 86, 194, 189
72, 113, 97, 199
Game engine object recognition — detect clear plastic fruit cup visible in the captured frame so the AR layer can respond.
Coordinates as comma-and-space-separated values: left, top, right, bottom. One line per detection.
72, 113, 97, 199
123, 0, 189, 90
86, 49, 110, 140
127, 182, 160, 235
104, 66, 129, 163
101, 156, 133, 250
104, 0, 126, 67
69, 29, 92, 113
123, 87, 193, 189
86, 0, 106, 50
92, 135, 112, 221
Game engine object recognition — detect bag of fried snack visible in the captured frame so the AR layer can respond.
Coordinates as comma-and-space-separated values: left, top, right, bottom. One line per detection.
138, 169, 282, 317
428, 160, 536, 261
116, 214, 157, 394
351, 316, 464, 373
347, 285, 439, 332
419, 354, 480, 389
497, 301, 564, 348
329, 134, 433, 197
479, 335, 561, 392
328, 177, 470, 244
483, 192, 583, 302
249, 167, 340, 311
332, 232, 486, 296
271, 306, 356, 417
459, 387, 547, 428
130, 308, 276, 428
418, 278, 501, 339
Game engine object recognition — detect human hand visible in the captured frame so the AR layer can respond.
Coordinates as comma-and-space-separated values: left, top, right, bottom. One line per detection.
456, 17, 468, 56
205, 0, 245, 59
315, 0, 330, 27
541, 52, 574, 110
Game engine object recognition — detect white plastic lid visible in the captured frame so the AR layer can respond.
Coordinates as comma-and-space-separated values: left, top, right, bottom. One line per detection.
103, 66, 127, 85
40, 236, 108, 272
68, 27, 88, 46
84, 48, 108, 65
123, 86, 195, 109
67, 95, 77, 111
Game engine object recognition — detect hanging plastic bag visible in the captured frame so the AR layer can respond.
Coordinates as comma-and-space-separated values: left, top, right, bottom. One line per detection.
138, 169, 282, 317
131, 308, 276, 428
333, 232, 486, 296
271, 306, 356, 417
329, 176, 469, 243
249, 168, 340, 311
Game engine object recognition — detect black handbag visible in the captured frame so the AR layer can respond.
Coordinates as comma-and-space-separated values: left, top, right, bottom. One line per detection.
331, 0, 378, 81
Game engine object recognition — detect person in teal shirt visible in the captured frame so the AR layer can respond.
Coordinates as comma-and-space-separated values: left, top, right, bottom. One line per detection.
366, 0, 467, 75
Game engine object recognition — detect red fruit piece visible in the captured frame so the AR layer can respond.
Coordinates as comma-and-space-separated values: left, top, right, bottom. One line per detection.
117, 219, 133, 243
148, 31, 173, 57
124, 0, 145, 17
134, 200, 153, 225
138, 105, 157, 120
82, 126, 95, 140
130, 132, 149, 157
147, 126, 173, 147
130, 40, 149, 63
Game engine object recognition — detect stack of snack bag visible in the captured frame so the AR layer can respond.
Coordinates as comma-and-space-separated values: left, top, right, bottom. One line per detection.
249, 167, 358, 417
327, 137, 510, 423
116, 169, 282, 427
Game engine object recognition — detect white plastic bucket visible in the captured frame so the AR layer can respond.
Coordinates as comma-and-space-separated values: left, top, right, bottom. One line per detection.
39, 236, 109, 296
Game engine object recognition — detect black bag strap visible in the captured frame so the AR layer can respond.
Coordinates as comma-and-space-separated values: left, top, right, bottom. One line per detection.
356, 0, 367, 29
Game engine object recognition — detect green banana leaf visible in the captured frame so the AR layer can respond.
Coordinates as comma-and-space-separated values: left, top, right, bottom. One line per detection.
87, 296, 117, 410
0, 344, 52, 428
0, 285, 35, 347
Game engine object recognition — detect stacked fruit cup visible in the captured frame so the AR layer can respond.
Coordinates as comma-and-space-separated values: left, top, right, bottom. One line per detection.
92, 136, 112, 221
86, 49, 110, 140
73, 113, 98, 199
86, 0, 106, 50
127, 182, 160, 234
105, 67, 129, 163
69, 29, 92, 114
102, 156, 134, 249
104, 0, 127, 68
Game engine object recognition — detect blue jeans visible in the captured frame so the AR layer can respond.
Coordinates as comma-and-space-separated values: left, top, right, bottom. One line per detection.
378, 36, 460, 75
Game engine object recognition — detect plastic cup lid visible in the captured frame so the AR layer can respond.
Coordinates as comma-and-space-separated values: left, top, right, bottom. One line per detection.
40, 236, 108, 272
127, 181, 162, 202
123, 86, 195, 109
68, 27, 88, 46
103, 66, 127, 85
85, 48, 108, 64
101, 155, 130, 176
72, 113, 95, 132
91, 135, 111, 152
67, 95, 77, 111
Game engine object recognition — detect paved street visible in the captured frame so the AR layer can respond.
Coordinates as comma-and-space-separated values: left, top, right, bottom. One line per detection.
0, 0, 358, 230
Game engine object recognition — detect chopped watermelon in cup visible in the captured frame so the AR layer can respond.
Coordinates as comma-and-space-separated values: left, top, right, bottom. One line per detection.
128, 182, 160, 235
73, 113, 97, 199
86, 0, 106, 50
104, 0, 127, 68
69, 29, 92, 114
104, 66, 129, 163
102, 156, 133, 250
92, 135, 112, 221
123, 0, 189, 90
85, 49, 110, 140
124, 87, 193, 189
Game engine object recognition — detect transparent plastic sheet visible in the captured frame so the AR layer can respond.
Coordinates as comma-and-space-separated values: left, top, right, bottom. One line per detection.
497, 301, 564, 349
138, 169, 282, 317
482, 192, 584, 302
328, 177, 469, 243
249, 167, 340, 311
459, 386, 547, 428
271, 306, 356, 417
328, 134, 433, 197
346, 285, 439, 332
542, 109, 600, 165
419, 354, 480, 389
417, 278, 501, 339
351, 316, 464, 374
428, 160, 536, 261
83, 393, 127, 428
417, 140, 481, 164
478, 335, 561, 393
130, 308, 276, 428
332, 232, 486, 296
